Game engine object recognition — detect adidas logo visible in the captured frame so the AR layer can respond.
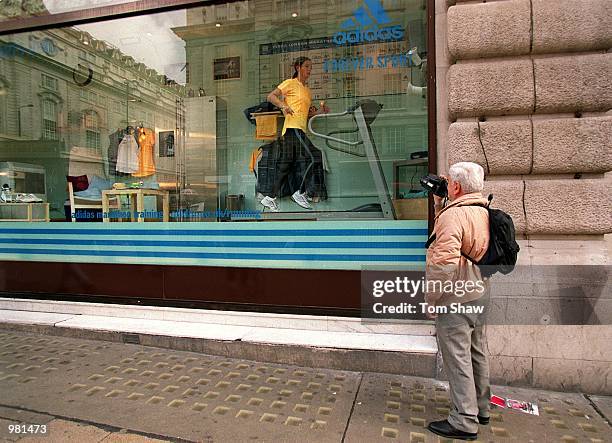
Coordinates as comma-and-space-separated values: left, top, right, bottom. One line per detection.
333, 0, 404, 46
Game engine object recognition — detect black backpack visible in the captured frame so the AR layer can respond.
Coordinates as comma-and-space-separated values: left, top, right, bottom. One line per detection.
462, 194, 520, 277
426, 194, 520, 277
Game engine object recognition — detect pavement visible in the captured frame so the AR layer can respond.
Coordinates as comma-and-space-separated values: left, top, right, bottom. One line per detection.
0, 329, 610, 443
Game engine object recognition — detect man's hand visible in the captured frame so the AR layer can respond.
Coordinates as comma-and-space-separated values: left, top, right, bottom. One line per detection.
433, 174, 449, 207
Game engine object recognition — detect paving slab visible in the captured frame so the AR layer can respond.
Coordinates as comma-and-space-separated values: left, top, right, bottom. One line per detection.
56, 315, 252, 341
588, 395, 612, 424
0, 407, 54, 427
0, 330, 359, 443
0, 311, 75, 326
0, 418, 21, 443
344, 373, 611, 442
15, 419, 110, 443
98, 432, 171, 443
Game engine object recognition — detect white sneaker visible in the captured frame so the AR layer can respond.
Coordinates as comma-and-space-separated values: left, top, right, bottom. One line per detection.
291, 191, 312, 209
261, 196, 280, 212
17, 194, 43, 203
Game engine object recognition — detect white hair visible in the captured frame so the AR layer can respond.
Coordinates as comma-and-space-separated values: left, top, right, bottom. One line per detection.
449, 162, 485, 194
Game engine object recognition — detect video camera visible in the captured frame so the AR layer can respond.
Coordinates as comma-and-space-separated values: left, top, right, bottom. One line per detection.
420, 174, 448, 198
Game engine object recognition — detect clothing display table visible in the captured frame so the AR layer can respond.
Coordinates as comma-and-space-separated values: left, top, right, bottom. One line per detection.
101, 188, 169, 222
0, 202, 50, 222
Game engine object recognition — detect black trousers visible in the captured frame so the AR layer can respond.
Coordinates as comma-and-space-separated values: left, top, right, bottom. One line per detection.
271, 128, 327, 200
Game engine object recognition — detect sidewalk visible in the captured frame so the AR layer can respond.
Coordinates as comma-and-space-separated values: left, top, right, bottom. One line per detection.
0, 298, 438, 378
0, 328, 610, 442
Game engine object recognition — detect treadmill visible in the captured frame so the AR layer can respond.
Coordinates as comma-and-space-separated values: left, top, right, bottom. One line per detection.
253, 99, 396, 221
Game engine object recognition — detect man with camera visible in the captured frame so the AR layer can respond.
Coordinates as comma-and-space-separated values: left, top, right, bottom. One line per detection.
423, 162, 491, 441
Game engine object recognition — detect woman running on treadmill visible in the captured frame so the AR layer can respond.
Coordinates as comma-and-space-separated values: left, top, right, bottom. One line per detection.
260, 56, 329, 212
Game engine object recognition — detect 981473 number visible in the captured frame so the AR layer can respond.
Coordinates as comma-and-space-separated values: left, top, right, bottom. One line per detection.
8, 424, 47, 434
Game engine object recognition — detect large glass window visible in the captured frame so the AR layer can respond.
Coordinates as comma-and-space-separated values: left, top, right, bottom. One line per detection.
0, 0, 429, 224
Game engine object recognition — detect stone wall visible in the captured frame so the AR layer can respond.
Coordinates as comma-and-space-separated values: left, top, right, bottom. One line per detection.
436, 0, 611, 394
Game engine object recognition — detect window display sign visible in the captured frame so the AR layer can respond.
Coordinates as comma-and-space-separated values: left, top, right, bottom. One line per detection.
213, 56, 241, 80
259, 37, 412, 99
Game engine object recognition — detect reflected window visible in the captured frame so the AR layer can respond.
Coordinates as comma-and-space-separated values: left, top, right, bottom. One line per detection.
84, 111, 100, 150
42, 99, 58, 140
41, 74, 58, 91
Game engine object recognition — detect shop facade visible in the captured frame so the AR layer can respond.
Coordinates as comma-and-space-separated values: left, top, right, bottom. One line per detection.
1, 0, 611, 393
0, 0, 433, 314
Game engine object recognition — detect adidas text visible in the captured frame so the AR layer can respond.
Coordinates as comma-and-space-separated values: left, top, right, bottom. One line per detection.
332, 25, 404, 46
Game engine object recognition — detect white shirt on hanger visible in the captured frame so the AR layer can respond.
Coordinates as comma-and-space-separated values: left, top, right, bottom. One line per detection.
116, 132, 139, 173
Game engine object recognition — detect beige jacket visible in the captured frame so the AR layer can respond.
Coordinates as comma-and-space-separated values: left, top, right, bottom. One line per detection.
425, 192, 490, 306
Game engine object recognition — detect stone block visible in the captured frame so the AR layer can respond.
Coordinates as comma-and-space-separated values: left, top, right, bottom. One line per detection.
448, 60, 534, 118
447, 122, 487, 170
486, 325, 537, 358
480, 120, 532, 174
448, 121, 532, 174
526, 236, 610, 266
533, 116, 612, 174
489, 355, 533, 387
533, 357, 611, 394
524, 179, 612, 234
532, 0, 612, 54
448, 0, 531, 60
482, 180, 526, 233
534, 53, 612, 113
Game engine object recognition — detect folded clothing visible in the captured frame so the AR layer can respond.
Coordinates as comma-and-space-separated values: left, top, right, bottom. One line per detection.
74, 175, 112, 200
255, 115, 278, 139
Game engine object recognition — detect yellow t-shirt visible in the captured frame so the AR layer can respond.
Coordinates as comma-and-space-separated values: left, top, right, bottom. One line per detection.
278, 78, 311, 135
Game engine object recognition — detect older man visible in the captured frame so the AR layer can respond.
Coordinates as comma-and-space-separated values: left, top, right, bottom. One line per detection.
425, 162, 491, 441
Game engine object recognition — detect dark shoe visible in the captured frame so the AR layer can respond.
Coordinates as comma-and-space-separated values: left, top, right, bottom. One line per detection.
478, 415, 490, 425
427, 420, 477, 441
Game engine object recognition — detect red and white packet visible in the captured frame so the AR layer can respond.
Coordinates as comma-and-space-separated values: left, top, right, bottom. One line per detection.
491, 395, 539, 416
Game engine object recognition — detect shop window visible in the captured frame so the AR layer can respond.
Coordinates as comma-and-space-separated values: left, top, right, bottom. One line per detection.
1, 0, 429, 232
42, 99, 58, 140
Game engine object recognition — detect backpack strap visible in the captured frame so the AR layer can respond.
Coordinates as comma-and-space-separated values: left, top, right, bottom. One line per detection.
425, 194, 493, 259
424, 233, 436, 249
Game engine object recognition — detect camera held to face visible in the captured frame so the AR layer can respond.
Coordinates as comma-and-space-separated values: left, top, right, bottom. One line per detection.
420, 174, 448, 198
